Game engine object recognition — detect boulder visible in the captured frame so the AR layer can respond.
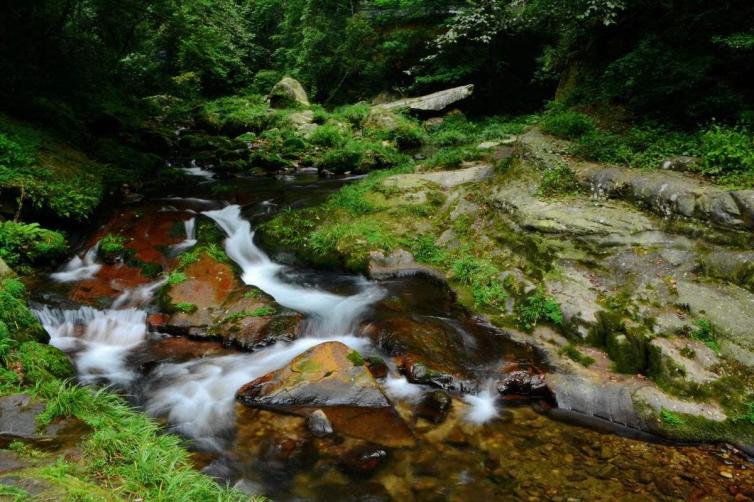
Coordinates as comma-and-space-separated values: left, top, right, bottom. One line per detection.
382, 162, 494, 191
236, 341, 390, 409
364, 108, 400, 132
269, 77, 309, 108
374, 84, 474, 113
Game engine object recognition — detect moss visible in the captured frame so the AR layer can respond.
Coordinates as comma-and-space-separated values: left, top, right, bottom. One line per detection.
97, 234, 129, 262
347, 351, 365, 367
0, 221, 67, 269
174, 303, 197, 314
10, 342, 73, 384
515, 288, 563, 332
166, 271, 188, 286
558, 344, 596, 367
223, 306, 276, 323
606, 328, 649, 374
0, 278, 48, 343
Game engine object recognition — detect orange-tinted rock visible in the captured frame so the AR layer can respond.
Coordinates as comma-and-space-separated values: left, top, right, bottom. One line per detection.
147, 313, 170, 330
236, 342, 390, 409
70, 263, 149, 304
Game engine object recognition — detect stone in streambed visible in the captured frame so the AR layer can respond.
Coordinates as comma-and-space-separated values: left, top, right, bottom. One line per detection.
307, 409, 333, 437
415, 390, 452, 424
496, 370, 548, 397
339, 444, 388, 476
236, 341, 390, 408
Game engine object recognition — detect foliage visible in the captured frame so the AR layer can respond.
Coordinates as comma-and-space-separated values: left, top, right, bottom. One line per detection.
33, 381, 252, 501
223, 306, 276, 323
698, 125, 754, 177
539, 163, 580, 196
0, 221, 67, 268
0, 278, 47, 343
9, 341, 73, 384
451, 253, 508, 309
691, 319, 721, 353
166, 271, 188, 286
347, 350, 365, 366
174, 302, 198, 314
559, 344, 595, 367
515, 288, 563, 332
540, 110, 595, 140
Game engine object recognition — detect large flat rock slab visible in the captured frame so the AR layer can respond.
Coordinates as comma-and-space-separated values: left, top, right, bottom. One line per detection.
383, 162, 494, 191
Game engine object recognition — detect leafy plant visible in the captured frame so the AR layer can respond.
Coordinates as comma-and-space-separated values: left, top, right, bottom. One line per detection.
0, 221, 67, 268
541, 110, 595, 140
515, 288, 563, 331
691, 318, 721, 353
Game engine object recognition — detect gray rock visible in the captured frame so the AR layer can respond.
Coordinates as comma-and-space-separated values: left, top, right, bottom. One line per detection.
364, 108, 400, 132
661, 156, 699, 171
731, 190, 754, 226
307, 409, 334, 437
546, 265, 602, 339
649, 336, 720, 385
0, 394, 46, 441
374, 84, 474, 113
269, 77, 309, 108
0, 257, 12, 278
383, 162, 494, 191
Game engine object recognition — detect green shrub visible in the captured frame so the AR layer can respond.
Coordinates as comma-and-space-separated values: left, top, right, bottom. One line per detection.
98, 234, 129, 262
0, 221, 67, 268
698, 125, 754, 176
334, 103, 370, 127
166, 271, 187, 286
541, 110, 596, 139
309, 123, 350, 148
515, 289, 563, 331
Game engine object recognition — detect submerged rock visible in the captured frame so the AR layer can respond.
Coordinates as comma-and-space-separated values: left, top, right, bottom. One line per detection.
339, 445, 388, 476
415, 390, 452, 424
306, 409, 333, 437
236, 341, 390, 409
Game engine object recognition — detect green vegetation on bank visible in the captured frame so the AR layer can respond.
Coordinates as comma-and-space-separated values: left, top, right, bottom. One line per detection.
0, 273, 253, 500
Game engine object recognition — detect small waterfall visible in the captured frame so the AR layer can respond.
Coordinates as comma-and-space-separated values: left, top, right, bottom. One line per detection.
112, 278, 168, 309
463, 387, 500, 424
203, 205, 384, 336
182, 160, 215, 181
170, 217, 197, 255
51, 244, 101, 283
34, 306, 148, 386
144, 335, 371, 449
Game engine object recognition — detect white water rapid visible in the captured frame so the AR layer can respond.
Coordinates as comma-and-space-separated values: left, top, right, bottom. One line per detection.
51, 243, 101, 282
35, 306, 148, 386
203, 204, 384, 336
170, 217, 197, 255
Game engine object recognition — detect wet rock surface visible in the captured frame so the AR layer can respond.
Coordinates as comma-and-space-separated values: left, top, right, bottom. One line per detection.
236, 341, 390, 409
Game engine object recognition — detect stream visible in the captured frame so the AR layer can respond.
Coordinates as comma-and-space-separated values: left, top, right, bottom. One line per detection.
29, 167, 754, 500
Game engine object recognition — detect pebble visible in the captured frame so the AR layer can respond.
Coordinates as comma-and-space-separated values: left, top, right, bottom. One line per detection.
720, 470, 734, 479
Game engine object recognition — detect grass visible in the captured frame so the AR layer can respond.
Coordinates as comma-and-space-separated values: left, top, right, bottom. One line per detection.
174, 302, 197, 314
166, 271, 188, 286
223, 306, 276, 323
660, 408, 685, 426
559, 344, 596, 367
690, 318, 721, 353
31, 381, 254, 501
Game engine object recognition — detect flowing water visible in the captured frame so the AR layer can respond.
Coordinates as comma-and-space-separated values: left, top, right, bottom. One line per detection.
31, 167, 754, 500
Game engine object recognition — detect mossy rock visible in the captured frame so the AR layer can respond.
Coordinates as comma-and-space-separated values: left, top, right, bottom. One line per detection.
11, 342, 73, 384
269, 77, 309, 109
606, 328, 649, 374
0, 279, 48, 343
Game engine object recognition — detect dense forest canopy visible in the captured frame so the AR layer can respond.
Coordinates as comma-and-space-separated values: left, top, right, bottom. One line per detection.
2, 0, 753, 124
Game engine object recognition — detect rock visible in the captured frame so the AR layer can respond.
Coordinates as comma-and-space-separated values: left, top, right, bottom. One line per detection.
269, 77, 309, 108
699, 251, 754, 291
478, 140, 501, 150
415, 390, 452, 424
731, 190, 754, 227
648, 336, 720, 385
307, 409, 333, 437
675, 280, 754, 366
287, 110, 316, 135
0, 257, 12, 278
661, 156, 699, 171
546, 265, 602, 339
368, 249, 444, 281
365, 356, 388, 379
496, 370, 548, 397
383, 162, 494, 191
374, 84, 474, 113
0, 394, 46, 443
236, 341, 390, 409
339, 445, 388, 476
364, 108, 401, 132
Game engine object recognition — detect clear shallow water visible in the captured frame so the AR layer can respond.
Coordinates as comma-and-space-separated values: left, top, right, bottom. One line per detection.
32, 169, 754, 500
